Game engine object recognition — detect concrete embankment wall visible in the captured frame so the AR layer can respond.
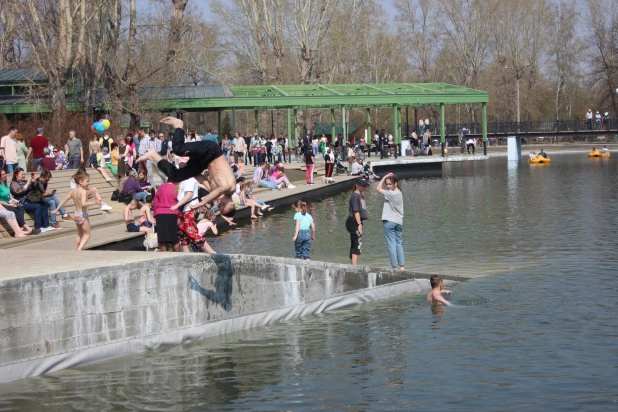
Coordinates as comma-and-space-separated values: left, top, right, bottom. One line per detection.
0, 254, 467, 383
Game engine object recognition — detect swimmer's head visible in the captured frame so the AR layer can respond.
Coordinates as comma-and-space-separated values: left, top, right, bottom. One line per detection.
430, 275, 443, 289
219, 195, 236, 217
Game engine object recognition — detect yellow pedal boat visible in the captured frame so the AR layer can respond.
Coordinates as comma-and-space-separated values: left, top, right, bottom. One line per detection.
529, 156, 551, 164
588, 151, 610, 158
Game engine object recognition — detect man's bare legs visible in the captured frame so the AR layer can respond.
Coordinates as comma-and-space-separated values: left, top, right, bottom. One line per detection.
136, 149, 163, 165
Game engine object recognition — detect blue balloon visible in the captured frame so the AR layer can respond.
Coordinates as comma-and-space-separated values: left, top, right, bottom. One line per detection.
95, 122, 105, 134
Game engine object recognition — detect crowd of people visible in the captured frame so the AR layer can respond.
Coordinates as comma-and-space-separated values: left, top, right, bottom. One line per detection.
0, 164, 113, 242
1, 120, 408, 269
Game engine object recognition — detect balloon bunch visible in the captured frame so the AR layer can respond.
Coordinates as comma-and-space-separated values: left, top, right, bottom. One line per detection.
91, 119, 111, 134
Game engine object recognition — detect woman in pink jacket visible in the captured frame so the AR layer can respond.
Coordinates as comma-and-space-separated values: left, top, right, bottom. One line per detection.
153, 180, 180, 252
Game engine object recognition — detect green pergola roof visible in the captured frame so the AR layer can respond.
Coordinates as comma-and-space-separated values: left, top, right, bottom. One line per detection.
0, 77, 487, 114
152, 83, 487, 112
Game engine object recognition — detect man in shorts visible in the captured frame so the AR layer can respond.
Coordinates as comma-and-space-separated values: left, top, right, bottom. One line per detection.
136, 117, 236, 217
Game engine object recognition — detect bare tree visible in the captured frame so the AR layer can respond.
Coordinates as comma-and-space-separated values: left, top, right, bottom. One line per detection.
288, 0, 336, 84
438, 0, 499, 121
16, 0, 110, 130
492, 0, 551, 123
394, 0, 435, 81
262, 0, 287, 84
164, 0, 189, 77
319, 0, 364, 83
0, 1, 19, 69
76, 0, 113, 120
210, 0, 269, 84
548, 0, 580, 122
585, 0, 618, 117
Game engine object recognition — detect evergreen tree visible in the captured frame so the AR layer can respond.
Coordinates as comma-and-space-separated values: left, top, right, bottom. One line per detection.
221, 114, 232, 139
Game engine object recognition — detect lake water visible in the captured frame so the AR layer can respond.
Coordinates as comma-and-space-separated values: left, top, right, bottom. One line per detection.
1, 154, 617, 410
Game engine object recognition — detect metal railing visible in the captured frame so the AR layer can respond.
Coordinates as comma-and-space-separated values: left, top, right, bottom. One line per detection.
435, 119, 618, 135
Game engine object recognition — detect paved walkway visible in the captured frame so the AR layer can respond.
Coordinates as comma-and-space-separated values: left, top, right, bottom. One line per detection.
0, 249, 175, 281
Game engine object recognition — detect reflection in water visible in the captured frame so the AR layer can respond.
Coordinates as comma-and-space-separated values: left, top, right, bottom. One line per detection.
2, 154, 618, 410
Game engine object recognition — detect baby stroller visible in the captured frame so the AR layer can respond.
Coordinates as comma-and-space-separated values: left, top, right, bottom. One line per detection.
334, 157, 349, 175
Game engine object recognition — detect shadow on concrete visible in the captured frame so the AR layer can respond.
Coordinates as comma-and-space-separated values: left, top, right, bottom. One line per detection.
188, 255, 234, 311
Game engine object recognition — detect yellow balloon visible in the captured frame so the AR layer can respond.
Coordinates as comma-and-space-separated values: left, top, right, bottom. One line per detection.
444, 148, 448, 153
102, 119, 111, 130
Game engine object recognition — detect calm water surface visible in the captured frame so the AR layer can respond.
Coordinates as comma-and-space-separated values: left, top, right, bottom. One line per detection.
1, 154, 617, 410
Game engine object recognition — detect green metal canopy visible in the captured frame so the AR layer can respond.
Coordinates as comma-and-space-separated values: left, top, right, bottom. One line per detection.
0, 69, 489, 154
142, 83, 488, 111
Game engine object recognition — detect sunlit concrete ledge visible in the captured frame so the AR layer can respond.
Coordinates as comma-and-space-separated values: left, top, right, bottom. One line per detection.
371, 154, 488, 167
0, 251, 469, 383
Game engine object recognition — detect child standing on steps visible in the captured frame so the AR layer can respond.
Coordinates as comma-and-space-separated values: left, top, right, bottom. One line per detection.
52, 170, 97, 250
292, 200, 315, 260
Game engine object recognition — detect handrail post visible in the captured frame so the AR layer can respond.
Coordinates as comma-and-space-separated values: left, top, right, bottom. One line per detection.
482, 102, 487, 156
440, 103, 445, 157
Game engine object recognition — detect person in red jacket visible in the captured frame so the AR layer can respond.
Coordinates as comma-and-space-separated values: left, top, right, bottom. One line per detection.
27, 128, 49, 171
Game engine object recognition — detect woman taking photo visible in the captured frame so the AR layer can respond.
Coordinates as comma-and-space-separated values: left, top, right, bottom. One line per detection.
0, 168, 34, 234
376, 173, 404, 270
9, 168, 52, 232
346, 177, 369, 265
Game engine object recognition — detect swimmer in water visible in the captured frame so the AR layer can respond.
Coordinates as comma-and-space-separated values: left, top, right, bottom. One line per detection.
427, 275, 452, 307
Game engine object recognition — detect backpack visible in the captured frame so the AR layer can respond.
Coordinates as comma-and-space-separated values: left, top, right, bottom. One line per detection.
160, 140, 169, 157
117, 191, 133, 204
27, 180, 45, 204
99, 136, 112, 150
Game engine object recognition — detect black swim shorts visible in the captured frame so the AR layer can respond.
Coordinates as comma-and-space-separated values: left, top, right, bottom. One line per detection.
346, 217, 362, 258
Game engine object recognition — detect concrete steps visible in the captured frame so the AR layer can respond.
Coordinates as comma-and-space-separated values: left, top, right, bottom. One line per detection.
0, 167, 121, 242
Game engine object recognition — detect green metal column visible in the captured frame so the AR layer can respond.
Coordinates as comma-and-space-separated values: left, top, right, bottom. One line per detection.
287, 108, 292, 151
397, 106, 402, 156
366, 108, 371, 151
254, 110, 259, 134
392, 105, 397, 142
294, 109, 298, 145
482, 102, 488, 155
217, 110, 222, 139
341, 107, 347, 145
331, 108, 336, 144
440, 103, 445, 157
397, 106, 402, 143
